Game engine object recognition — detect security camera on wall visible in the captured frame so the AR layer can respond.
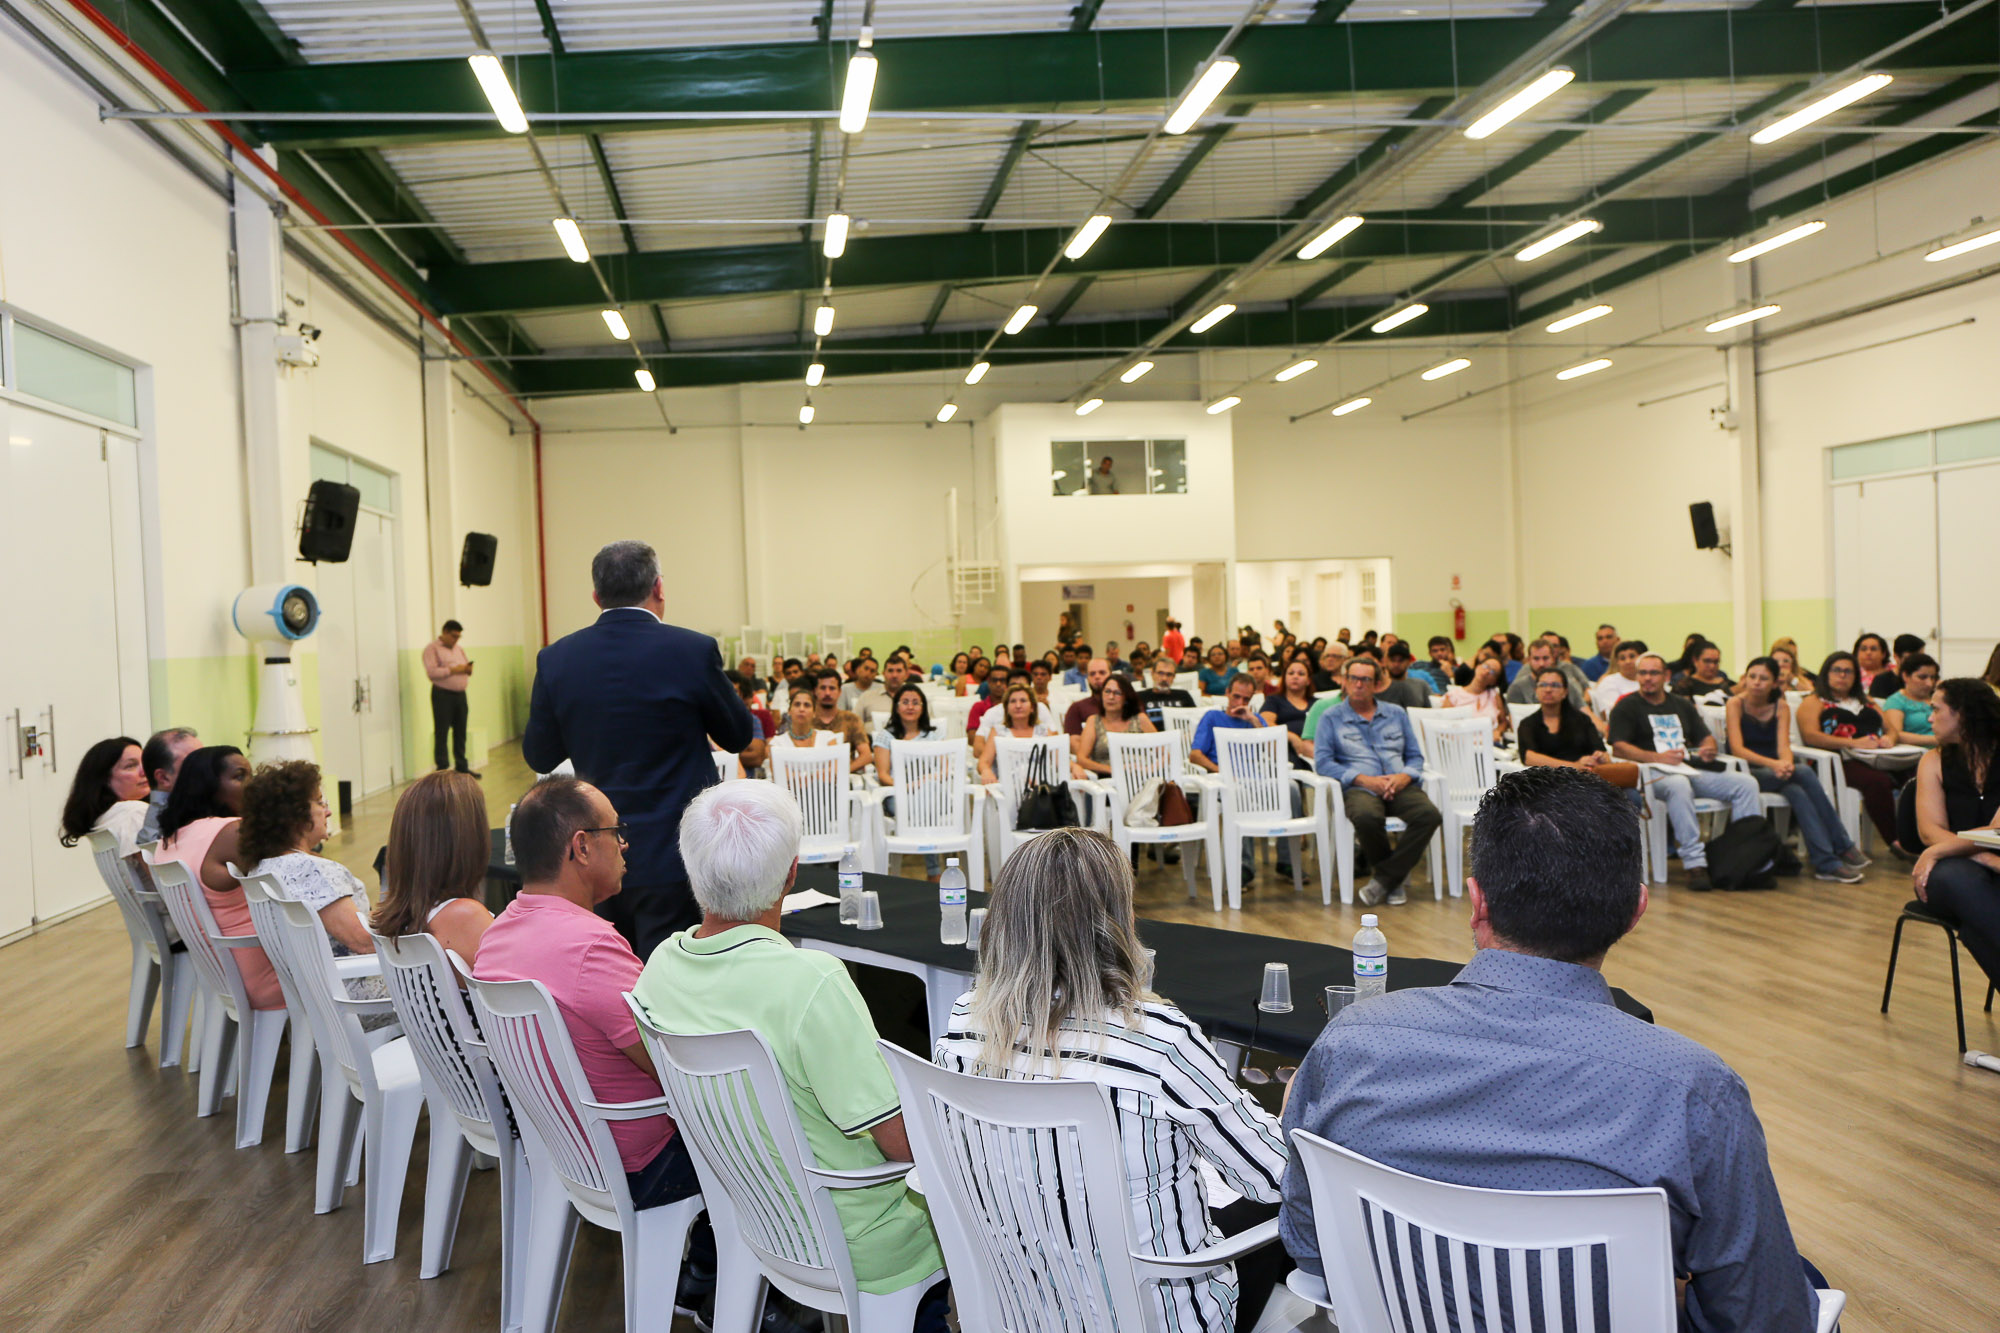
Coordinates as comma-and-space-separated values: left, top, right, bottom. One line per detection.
231, 582, 320, 764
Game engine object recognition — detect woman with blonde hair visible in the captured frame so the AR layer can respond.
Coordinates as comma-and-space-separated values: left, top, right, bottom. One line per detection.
1766, 639, 1815, 693
933, 828, 1289, 1333
371, 769, 494, 966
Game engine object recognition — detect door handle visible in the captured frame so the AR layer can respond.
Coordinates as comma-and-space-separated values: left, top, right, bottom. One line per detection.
40, 705, 56, 772
352, 678, 365, 714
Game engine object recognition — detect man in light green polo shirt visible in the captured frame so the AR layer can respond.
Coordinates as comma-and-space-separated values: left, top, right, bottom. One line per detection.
634, 781, 947, 1327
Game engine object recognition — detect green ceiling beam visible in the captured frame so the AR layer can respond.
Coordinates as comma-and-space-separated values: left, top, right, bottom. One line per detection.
516, 294, 1515, 394
970, 121, 1040, 233
148, 0, 299, 72
1516, 243, 1702, 324
1070, 0, 1108, 31
425, 197, 1744, 316
1137, 102, 1257, 218
1289, 260, 1371, 309
1565, 82, 1806, 207
1045, 276, 1096, 325
1436, 87, 1652, 212
1306, 0, 1355, 22
226, 8, 1997, 149
1286, 95, 1455, 219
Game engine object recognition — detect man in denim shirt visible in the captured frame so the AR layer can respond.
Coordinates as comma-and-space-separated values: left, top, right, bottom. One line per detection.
1312, 656, 1441, 905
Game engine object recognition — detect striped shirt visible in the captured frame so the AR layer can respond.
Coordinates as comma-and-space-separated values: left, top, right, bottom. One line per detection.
935, 995, 1289, 1333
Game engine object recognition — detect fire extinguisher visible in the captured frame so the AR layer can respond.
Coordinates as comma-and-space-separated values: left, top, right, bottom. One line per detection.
1450, 597, 1466, 642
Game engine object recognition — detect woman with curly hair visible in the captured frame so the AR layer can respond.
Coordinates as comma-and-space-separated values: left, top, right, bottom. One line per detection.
370, 769, 494, 968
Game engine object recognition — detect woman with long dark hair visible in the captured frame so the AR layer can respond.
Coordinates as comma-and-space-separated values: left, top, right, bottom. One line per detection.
1798, 651, 1901, 846
873, 682, 943, 879
149, 746, 283, 1010
1260, 656, 1319, 769
1853, 632, 1896, 696
1728, 657, 1865, 882
58, 736, 148, 855
371, 769, 494, 967
1912, 680, 2000, 992
1074, 673, 1156, 780
934, 829, 1289, 1333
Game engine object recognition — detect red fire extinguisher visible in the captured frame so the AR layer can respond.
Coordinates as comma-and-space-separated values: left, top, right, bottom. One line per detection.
1451, 597, 1466, 641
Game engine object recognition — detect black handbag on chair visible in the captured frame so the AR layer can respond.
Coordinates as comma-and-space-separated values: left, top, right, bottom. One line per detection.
1015, 744, 1080, 832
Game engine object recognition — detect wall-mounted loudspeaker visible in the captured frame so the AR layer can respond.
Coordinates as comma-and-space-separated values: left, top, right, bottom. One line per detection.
298, 480, 361, 563
460, 532, 498, 587
1689, 501, 1721, 551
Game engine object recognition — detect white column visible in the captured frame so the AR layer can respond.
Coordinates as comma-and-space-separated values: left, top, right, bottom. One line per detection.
232, 149, 288, 586
1498, 343, 1528, 630
1725, 341, 1766, 665
422, 351, 457, 625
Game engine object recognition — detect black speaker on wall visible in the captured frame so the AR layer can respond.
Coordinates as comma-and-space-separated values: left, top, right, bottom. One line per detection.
460, 532, 498, 587
1689, 501, 1721, 551
298, 480, 361, 563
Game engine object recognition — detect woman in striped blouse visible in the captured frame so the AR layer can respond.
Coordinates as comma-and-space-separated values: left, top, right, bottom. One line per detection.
934, 829, 1291, 1333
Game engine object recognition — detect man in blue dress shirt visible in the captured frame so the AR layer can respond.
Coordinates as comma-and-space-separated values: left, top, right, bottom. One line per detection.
1312, 656, 1441, 905
1280, 767, 1824, 1333
1578, 621, 1621, 681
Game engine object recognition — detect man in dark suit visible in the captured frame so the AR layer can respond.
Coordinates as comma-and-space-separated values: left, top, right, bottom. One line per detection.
524, 540, 754, 956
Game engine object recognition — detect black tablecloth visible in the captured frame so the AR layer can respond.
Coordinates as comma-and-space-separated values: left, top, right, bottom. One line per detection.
485, 831, 1652, 1057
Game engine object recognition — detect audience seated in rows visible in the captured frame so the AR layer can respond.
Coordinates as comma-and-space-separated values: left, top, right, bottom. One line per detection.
936, 828, 1290, 1333
807, 668, 873, 774
60, 735, 152, 860
1062, 657, 1111, 738
1313, 656, 1440, 906
875, 683, 944, 879
1259, 657, 1321, 768
1854, 632, 1902, 699
975, 683, 1066, 785
1373, 641, 1433, 712
1607, 655, 1763, 890
1769, 639, 1816, 693
1062, 644, 1091, 689
773, 691, 840, 752
1883, 654, 1940, 746
1422, 636, 1468, 690
1191, 674, 1298, 884
1911, 680, 2000, 994
1673, 640, 1735, 700
371, 769, 495, 967
1135, 656, 1196, 730
1309, 642, 1348, 694
1280, 767, 1830, 1332
633, 781, 949, 1333
1074, 675, 1157, 783
1198, 644, 1237, 697
1797, 651, 1902, 847
1726, 659, 1867, 883
1590, 639, 1646, 716
150, 745, 283, 1008
1577, 622, 1621, 682
1444, 653, 1511, 742
725, 672, 773, 773
138, 726, 202, 846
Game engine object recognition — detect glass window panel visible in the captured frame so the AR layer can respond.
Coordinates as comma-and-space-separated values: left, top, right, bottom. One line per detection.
309, 443, 348, 485
1050, 440, 1088, 496
12, 323, 137, 426
1937, 418, 2000, 465
1829, 432, 1930, 479
349, 458, 393, 512
1148, 439, 1187, 494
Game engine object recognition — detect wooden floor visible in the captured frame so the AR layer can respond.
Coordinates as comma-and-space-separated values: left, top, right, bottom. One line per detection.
3, 743, 1995, 1331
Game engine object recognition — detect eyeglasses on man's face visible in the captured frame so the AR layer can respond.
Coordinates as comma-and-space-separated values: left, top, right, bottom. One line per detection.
578, 824, 631, 847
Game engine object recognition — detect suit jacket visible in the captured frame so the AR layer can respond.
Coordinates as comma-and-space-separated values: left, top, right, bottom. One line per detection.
523, 608, 754, 887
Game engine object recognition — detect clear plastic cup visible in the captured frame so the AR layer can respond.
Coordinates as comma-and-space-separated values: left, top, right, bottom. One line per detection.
1323, 984, 1359, 1023
857, 890, 883, 931
1258, 962, 1294, 1014
966, 907, 986, 950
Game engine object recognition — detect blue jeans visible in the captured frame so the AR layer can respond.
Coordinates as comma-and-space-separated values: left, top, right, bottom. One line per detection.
1753, 766, 1853, 873
1639, 769, 1761, 869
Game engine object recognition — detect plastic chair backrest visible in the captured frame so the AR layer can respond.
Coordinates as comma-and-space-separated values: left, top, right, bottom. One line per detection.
1431, 718, 1499, 815
1108, 730, 1184, 804
148, 855, 247, 1022
993, 733, 1069, 808
1505, 701, 1538, 731
890, 738, 971, 837
238, 868, 315, 1043
714, 750, 743, 782
90, 830, 167, 963
466, 974, 629, 1226
375, 931, 505, 1152
1698, 703, 1729, 752
783, 629, 807, 659
1290, 1129, 1676, 1333
879, 1043, 1154, 1333
262, 884, 376, 1094
1159, 706, 1202, 760
1215, 726, 1292, 818
631, 1013, 854, 1299
772, 743, 854, 859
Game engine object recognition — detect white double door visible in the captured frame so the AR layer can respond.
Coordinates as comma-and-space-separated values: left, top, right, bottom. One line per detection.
315, 509, 405, 799
1832, 463, 2000, 677
0, 399, 150, 939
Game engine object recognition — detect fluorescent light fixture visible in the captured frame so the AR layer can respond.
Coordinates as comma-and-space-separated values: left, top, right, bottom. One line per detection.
1421, 357, 1471, 381
1545, 304, 1612, 333
1119, 360, 1154, 383
1205, 396, 1241, 415
937, 403, 958, 423
1751, 73, 1893, 145
1331, 396, 1372, 417
1274, 358, 1318, 382
805, 363, 825, 386
1925, 226, 2000, 263
1298, 215, 1364, 260
839, 51, 878, 133
1065, 214, 1112, 260
1556, 358, 1612, 381
1370, 302, 1428, 333
814, 304, 835, 336
964, 361, 990, 385
1189, 303, 1237, 334
1728, 220, 1825, 264
822, 212, 850, 258
1076, 398, 1104, 416
552, 217, 590, 263
1515, 218, 1601, 263
1165, 56, 1241, 135
467, 54, 528, 134
798, 404, 816, 425
601, 309, 630, 340
1705, 305, 1780, 333
1464, 66, 1575, 140
1003, 304, 1038, 335
633, 368, 655, 392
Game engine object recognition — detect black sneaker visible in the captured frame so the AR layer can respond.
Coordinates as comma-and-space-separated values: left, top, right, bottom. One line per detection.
698, 1292, 823, 1333
1687, 867, 1713, 891
676, 1259, 717, 1325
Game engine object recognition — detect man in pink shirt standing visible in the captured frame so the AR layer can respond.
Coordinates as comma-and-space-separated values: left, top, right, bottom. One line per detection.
474, 775, 713, 1312
422, 619, 476, 777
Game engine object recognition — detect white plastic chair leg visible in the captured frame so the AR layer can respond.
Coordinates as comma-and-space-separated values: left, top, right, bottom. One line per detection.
185, 988, 205, 1075
159, 956, 196, 1069
125, 946, 158, 1050
518, 1168, 583, 1333
361, 1081, 425, 1263
850, 1275, 940, 1333
709, 1246, 768, 1333
419, 1101, 474, 1278
626, 1195, 702, 1333
497, 1137, 531, 1333
235, 1008, 289, 1149
285, 1028, 319, 1153
315, 1083, 362, 1213
194, 1005, 231, 1118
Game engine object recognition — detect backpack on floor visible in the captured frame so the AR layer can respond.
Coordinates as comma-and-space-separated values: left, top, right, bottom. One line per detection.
1706, 815, 1783, 890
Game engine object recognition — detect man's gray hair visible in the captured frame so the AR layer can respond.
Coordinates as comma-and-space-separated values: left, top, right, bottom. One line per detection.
680, 780, 802, 921
592, 540, 660, 607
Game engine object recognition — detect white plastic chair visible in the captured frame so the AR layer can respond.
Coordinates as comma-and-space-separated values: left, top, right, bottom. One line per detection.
467, 974, 703, 1333
238, 871, 326, 1155
714, 750, 745, 782
1698, 702, 1792, 836
1159, 705, 1204, 763
375, 933, 529, 1318
1286, 1130, 1845, 1333
983, 733, 1096, 869
147, 857, 290, 1149
1213, 728, 1330, 909
867, 737, 985, 887
90, 830, 195, 1067
773, 743, 865, 866
1505, 700, 1538, 734
255, 873, 423, 1265
1105, 731, 1222, 908
631, 1015, 945, 1333
1429, 718, 1502, 900
1787, 691, 1865, 848
879, 1042, 1280, 1333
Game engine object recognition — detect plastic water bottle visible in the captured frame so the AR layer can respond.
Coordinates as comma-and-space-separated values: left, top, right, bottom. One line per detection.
838, 847, 864, 926
938, 858, 968, 945
1353, 913, 1388, 1000
503, 804, 517, 866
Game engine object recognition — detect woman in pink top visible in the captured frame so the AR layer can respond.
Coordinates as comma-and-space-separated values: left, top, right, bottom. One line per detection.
151, 746, 284, 1011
